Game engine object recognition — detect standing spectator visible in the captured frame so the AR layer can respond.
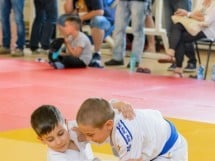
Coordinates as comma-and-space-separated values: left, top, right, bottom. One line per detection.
64, 0, 115, 67
105, 0, 148, 68
30, 0, 58, 54
0, 0, 25, 56
162, 0, 196, 72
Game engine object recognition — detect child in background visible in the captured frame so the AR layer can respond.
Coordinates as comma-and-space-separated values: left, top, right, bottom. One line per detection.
30, 101, 134, 161
76, 98, 188, 161
49, 15, 92, 69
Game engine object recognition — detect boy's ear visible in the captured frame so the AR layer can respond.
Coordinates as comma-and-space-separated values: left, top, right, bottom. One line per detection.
105, 120, 114, 130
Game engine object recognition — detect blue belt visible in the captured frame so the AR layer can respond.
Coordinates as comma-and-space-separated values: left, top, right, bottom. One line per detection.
159, 120, 178, 156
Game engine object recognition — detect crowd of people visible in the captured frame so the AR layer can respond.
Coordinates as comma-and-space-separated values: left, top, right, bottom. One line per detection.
0, 0, 215, 76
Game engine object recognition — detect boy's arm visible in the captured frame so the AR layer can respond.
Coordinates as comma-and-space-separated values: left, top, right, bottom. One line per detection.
113, 123, 144, 161
64, 37, 83, 57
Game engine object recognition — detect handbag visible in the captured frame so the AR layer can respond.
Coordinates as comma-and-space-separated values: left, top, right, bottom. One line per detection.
171, 15, 202, 36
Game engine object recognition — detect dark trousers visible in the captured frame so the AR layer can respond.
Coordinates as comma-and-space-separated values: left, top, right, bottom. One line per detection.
49, 53, 86, 68
169, 23, 206, 67
164, 0, 195, 65
30, 0, 58, 50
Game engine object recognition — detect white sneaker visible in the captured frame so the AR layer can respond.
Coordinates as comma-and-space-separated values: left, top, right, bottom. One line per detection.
40, 49, 49, 55
31, 48, 41, 55
31, 48, 49, 55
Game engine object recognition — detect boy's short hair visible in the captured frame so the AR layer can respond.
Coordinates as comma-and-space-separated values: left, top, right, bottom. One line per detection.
31, 105, 65, 137
57, 13, 79, 26
76, 98, 114, 128
65, 15, 82, 30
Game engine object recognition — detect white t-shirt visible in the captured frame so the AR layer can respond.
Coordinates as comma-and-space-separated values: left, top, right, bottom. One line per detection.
109, 109, 171, 161
47, 121, 94, 161
67, 32, 92, 65
194, 0, 215, 38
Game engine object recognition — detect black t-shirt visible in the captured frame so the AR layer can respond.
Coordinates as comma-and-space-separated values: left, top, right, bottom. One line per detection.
84, 0, 115, 25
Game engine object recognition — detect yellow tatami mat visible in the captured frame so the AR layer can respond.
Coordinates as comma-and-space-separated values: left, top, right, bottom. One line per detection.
1, 118, 215, 161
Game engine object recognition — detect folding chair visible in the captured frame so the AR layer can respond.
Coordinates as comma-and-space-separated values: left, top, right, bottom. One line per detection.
195, 38, 215, 79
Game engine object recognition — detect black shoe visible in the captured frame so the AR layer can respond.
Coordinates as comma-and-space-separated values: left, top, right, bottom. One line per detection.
105, 59, 124, 66
92, 52, 101, 60
167, 63, 176, 71
127, 62, 139, 68
88, 60, 104, 68
183, 63, 196, 72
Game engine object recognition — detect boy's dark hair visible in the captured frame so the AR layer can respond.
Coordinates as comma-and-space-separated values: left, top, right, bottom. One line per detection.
76, 98, 114, 128
31, 105, 65, 137
65, 15, 82, 31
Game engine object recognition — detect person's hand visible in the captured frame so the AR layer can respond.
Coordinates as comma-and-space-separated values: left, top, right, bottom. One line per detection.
72, 127, 87, 142
58, 25, 66, 36
192, 10, 205, 17
111, 101, 135, 120
174, 8, 188, 16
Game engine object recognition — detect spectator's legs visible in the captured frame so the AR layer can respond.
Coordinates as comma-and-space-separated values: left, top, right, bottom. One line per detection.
164, 0, 195, 71
130, 1, 147, 63
112, 1, 130, 61
175, 31, 206, 68
163, 0, 173, 37
11, 0, 25, 50
40, 0, 58, 50
0, 0, 2, 46
145, 15, 156, 52
1, 0, 11, 49
30, 0, 45, 50
145, 0, 155, 52
90, 16, 111, 53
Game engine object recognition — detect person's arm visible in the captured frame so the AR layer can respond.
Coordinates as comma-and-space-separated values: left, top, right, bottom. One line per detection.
80, 0, 104, 21
110, 100, 135, 120
174, 8, 205, 21
188, 10, 205, 21
80, 10, 104, 21
64, 0, 75, 13
64, 36, 83, 57
203, 4, 215, 26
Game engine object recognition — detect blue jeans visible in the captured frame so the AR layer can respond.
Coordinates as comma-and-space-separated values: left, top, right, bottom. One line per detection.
89, 16, 114, 39
1, 0, 25, 49
112, 1, 148, 63
30, 0, 58, 50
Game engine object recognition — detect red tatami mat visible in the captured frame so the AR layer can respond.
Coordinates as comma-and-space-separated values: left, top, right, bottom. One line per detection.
0, 59, 215, 131
0, 58, 51, 72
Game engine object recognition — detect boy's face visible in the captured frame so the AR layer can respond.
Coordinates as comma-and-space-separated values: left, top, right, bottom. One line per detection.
39, 123, 70, 152
78, 120, 113, 144
63, 21, 75, 36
